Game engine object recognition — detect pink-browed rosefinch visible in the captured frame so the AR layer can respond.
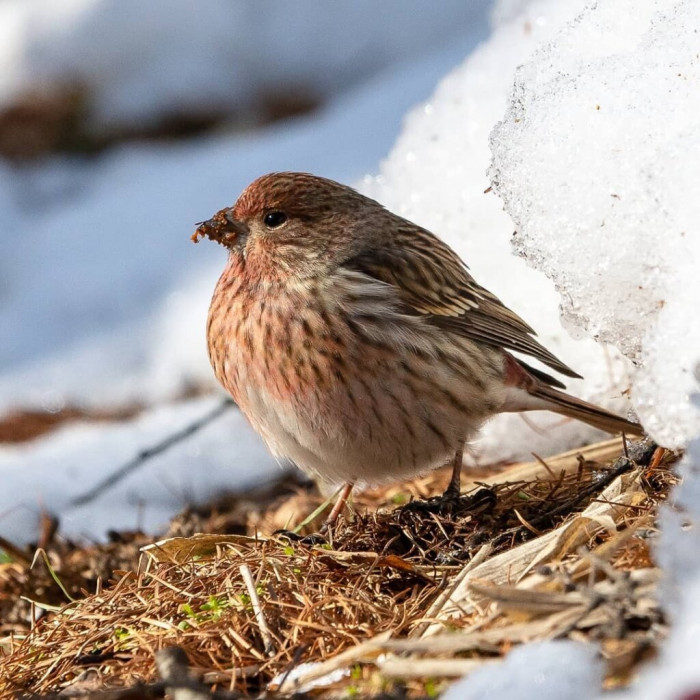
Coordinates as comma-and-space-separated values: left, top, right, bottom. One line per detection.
193, 172, 642, 518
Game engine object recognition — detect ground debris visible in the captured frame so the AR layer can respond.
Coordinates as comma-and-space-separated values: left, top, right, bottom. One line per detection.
0, 438, 679, 697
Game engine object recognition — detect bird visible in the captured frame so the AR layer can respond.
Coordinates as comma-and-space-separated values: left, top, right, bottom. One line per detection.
193, 172, 643, 523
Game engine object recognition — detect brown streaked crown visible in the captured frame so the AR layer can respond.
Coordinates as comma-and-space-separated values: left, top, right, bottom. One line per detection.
232, 172, 374, 222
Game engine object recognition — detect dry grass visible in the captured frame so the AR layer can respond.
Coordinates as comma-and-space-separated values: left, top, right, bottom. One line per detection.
0, 438, 678, 698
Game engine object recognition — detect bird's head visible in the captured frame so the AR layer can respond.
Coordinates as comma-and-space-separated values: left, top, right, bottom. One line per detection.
192, 172, 389, 276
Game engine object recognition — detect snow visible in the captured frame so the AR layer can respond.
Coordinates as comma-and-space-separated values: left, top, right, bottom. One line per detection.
626, 387, 700, 699
0, 398, 278, 545
270, 662, 350, 694
442, 641, 602, 700
489, 0, 700, 448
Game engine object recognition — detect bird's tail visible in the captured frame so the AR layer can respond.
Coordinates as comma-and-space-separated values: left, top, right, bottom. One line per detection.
523, 383, 644, 436
502, 354, 644, 436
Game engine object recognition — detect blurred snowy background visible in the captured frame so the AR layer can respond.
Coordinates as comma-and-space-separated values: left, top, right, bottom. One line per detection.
0, 0, 494, 541
2, 0, 700, 694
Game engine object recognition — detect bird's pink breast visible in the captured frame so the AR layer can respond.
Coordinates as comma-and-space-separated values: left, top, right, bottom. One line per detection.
207, 257, 337, 409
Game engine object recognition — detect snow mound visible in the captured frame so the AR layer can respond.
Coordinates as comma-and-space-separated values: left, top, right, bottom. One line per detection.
489, 0, 700, 447
0, 397, 278, 544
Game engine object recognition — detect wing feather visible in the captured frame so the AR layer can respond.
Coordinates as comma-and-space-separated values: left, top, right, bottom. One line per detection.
344, 225, 581, 380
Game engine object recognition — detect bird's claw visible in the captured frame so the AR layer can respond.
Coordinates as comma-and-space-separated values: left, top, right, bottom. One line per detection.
400, 487, 497, 518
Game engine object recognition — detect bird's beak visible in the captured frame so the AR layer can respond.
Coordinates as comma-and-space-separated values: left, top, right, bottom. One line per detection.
191, 209, 248, 247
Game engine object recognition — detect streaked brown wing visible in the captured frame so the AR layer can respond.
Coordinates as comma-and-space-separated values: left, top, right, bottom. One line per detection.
344, 224, 581, 380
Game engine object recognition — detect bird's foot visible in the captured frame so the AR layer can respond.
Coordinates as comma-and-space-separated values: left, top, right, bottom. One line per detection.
401, 487, 497, 518
400, 489, 461, 517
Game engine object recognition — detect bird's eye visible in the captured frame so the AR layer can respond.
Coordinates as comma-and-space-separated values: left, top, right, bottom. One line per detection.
263, 211, 287, 228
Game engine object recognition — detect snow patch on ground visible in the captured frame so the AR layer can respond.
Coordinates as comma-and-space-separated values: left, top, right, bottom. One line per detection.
442, 640, 602, 700
627, 383, 700, 698
0, 397, 278, 545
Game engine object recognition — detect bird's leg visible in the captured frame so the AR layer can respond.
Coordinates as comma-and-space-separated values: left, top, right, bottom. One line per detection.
320, 481, 355, 534
400, 443, 466, 516
443, 443, 465, 501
